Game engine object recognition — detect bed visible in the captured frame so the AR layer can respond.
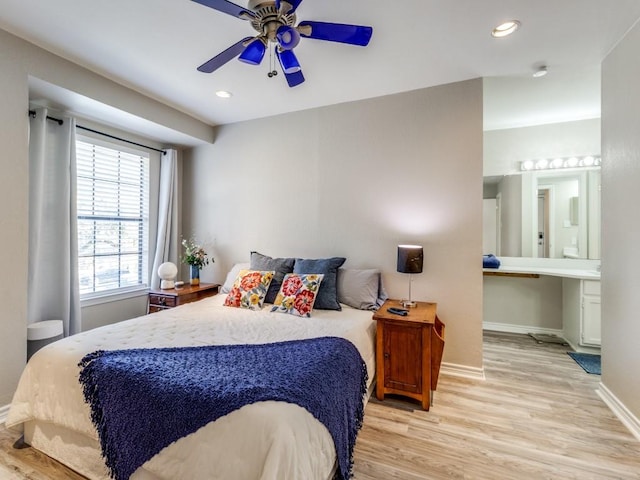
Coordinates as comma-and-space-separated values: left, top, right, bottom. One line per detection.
6, 266, 379, 480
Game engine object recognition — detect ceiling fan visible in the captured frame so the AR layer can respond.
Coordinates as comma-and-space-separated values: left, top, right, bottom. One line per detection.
192, 0, 373, 87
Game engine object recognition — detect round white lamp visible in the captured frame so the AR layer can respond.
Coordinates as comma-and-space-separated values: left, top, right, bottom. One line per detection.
158, 262, 178, 289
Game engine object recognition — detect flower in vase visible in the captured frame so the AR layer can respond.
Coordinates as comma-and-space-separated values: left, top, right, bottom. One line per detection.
181, 237, 212, 269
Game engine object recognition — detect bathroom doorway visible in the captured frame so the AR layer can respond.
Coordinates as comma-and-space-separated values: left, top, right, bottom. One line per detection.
537, 186, 552, 258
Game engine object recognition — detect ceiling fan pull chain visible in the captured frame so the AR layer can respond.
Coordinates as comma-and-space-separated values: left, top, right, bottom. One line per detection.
267, 43, 277, 78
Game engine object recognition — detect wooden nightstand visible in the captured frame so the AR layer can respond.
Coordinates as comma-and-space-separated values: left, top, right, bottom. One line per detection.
148, 283, 220, 313
373, 299, 445, 410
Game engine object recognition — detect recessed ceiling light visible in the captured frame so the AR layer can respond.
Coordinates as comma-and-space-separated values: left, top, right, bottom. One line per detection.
533, 66, 548, 78
215, 90, 233, 98
491, 20, 521, 38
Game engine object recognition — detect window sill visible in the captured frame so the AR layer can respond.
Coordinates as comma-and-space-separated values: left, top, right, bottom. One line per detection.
81, 286, 149, 308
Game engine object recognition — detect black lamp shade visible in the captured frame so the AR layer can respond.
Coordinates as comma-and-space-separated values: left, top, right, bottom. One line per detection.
397, 245, 424, 274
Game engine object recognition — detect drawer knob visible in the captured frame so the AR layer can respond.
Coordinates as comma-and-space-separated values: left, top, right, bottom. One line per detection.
384, 352, 390, 358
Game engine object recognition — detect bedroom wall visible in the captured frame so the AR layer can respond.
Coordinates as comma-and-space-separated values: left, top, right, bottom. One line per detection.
0, 36, 30, 409
182, 79, 484, 372
0, 30, 211, 144
601, 20, 640, 424
0, 28, 211, 408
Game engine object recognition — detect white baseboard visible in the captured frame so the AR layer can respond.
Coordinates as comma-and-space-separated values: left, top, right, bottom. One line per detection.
441, 362, 486, 381
483, 322, 564, 338
597, 383, 640, 442
564, 338, 600, 355
0, 404, 9, 425
483, 323, 603, 354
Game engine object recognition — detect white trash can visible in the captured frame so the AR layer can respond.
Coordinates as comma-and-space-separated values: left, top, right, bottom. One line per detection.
27, 320, 64, 360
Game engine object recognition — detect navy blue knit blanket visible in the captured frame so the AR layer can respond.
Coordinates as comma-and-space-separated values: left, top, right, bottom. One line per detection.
78, 337, 368, 480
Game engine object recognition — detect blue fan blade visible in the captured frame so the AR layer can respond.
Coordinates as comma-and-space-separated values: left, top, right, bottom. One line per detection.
298, 21, 373, 46
275, 0, 304, 14
197, 37, 253, 73
191, 0, 255, 19
284, 70, 305, 88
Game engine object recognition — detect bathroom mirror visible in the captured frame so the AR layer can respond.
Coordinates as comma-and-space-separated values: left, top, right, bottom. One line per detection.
482, 70, 601, 260
484, 168, 601, 259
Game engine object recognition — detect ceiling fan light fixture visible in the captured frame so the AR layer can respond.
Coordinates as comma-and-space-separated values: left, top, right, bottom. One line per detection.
277, 48, 301, 74
215, 90, 233, 98
491, 20, 521, 38
238, 38, 266, 65
276, 25, 300, 50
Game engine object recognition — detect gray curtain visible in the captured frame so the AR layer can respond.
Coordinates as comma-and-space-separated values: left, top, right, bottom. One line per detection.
28, 108, 81, 336
151, 149, 180, 289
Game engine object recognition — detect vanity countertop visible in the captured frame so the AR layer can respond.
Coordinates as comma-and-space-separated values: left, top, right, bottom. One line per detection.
482, 257, 601, 280
483, 265, 600, 280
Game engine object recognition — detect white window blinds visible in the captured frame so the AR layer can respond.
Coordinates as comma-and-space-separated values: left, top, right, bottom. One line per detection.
76, 139, 150, 296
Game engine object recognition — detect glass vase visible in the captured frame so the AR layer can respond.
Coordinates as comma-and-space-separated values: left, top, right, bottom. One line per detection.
190, 265, 200, 286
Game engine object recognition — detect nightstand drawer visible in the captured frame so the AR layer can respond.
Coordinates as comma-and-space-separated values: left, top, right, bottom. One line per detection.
149, 295, 176, 308
147, 283, 220, 314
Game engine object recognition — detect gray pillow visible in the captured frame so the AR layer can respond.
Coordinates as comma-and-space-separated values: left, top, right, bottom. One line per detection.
294, 257, 346, 310
337, 268, 386, 310
250, 252, 295, 304
376, 273, 389, 308
221, 262, 250, 293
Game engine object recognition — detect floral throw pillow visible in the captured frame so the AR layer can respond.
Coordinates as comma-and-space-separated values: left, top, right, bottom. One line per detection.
271, 273, 324, 317
224, 270, 275, 310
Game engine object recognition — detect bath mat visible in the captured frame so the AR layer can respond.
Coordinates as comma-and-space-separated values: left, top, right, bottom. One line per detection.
567, 352, 601, 375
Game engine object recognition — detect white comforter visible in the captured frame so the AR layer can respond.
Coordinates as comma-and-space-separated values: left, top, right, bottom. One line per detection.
7, 295, 376, 480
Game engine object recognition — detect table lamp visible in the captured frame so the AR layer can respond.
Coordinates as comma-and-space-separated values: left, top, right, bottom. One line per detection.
397, 245, 423, 308
158, 262, 178, 289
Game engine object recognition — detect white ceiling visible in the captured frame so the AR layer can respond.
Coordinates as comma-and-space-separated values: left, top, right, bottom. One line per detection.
2, 0, 640, 141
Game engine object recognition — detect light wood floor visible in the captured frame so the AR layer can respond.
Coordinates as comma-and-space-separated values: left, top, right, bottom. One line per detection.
1, 331, 639, 479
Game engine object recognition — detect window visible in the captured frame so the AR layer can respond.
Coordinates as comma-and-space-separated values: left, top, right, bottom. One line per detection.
76, 138, 150, 296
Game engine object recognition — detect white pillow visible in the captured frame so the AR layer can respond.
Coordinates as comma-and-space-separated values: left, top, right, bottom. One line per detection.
220, 262, 251, 293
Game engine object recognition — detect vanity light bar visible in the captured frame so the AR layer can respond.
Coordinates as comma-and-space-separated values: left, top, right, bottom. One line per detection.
520, 156, 601, 171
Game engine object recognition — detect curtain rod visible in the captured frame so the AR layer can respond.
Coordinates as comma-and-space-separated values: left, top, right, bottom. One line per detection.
28, 110, 167, 155
28, 109, 64, 125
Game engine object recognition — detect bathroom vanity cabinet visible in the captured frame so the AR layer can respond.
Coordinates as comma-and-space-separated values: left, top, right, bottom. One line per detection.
563, 278, 601, 350
483, 261, 601, 354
